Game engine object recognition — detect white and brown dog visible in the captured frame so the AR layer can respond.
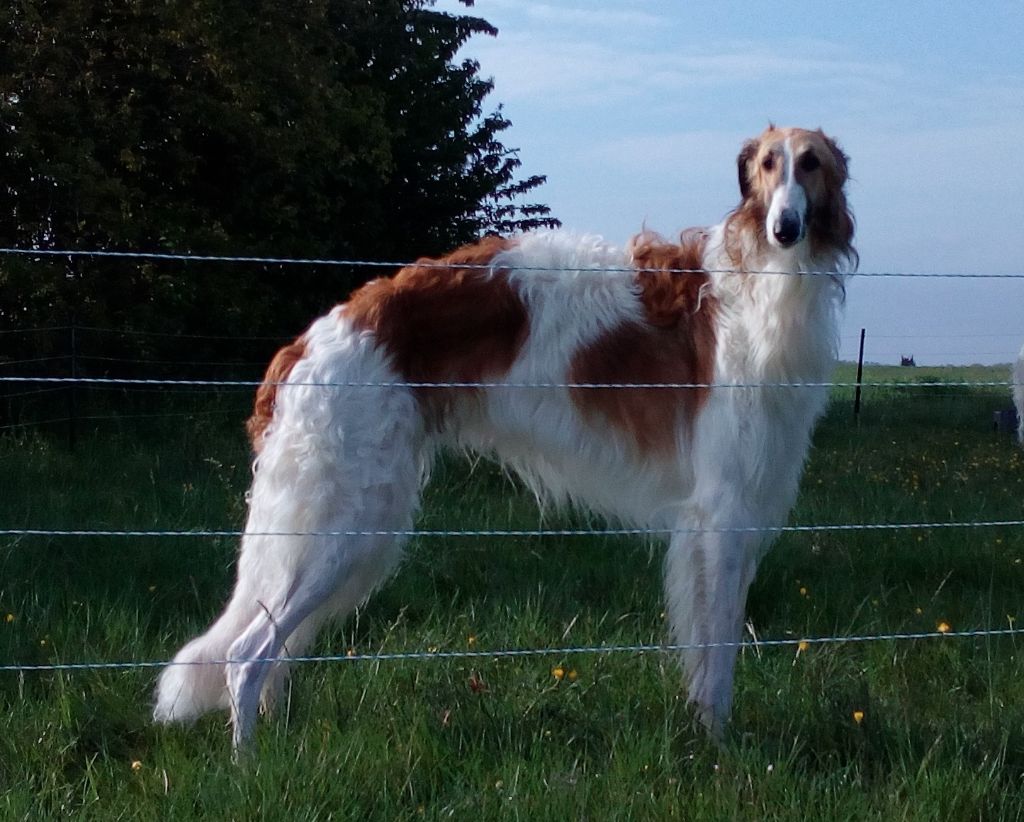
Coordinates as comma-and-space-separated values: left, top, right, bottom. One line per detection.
155, 126, 857, 748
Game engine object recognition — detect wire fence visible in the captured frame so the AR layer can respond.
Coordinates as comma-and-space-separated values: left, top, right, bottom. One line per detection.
2, 627, 1021, 674
3, 245, 1024, 279
2, 370, 1021, 671
4, 322, 1022, 345
4, 517, 1024, 540
0, 374, 1021, 390
2, 252, 1023, 676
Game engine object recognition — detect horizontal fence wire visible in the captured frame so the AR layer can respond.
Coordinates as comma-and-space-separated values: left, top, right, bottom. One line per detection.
3, 245, 1024, 278
0, 375, 1019, 390
0, 356, 71, 367
4, 518, 1024, 539
0, 323, 289, 342
1, 627, 1021, 673
852, 332, 1024, 339
0, 418, 78, 432
858, 351, 1020, 358
76, 354, 268, 368
75, 324, 294, 341
0, 387, 65, 400
2, 323, 1018, 346
0, 410, 243, 432
0, 324, 71, 336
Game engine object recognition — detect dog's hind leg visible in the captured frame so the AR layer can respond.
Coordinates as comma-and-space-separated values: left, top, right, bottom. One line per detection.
225, 532, 410, 750
224, 375, 425, 751
253, 532, 413, 719
154, 315, 426, 749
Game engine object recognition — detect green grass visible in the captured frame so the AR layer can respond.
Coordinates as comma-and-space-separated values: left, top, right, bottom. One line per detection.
2, 365, 1023, 820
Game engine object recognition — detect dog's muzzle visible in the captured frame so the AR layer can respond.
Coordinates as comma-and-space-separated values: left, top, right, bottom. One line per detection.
772, 208, 804, 248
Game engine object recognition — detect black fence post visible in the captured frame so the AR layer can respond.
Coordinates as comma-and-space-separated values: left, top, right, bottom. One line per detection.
67, 322, 77, 450
853, 327, 865, 419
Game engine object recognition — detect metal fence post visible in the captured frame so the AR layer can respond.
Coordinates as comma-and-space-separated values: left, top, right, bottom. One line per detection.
853, 328, 865, 418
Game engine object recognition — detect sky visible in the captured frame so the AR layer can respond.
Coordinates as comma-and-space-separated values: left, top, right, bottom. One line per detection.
435, 0, 1024, 365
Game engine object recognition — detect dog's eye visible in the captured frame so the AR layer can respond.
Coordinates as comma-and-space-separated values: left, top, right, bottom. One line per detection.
799, 152, 820, 172
761, 154, 775, 171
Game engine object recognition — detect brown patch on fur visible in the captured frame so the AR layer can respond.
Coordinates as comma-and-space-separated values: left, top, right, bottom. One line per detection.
346, 236, 528, 422
569, 230, 717, 455
247, 334, 308, 451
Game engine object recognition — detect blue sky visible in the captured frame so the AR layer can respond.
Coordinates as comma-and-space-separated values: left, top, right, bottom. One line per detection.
436, 0, 1024, 364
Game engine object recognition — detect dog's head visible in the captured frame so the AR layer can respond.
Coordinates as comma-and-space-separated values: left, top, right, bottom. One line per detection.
736, 126, 854, 262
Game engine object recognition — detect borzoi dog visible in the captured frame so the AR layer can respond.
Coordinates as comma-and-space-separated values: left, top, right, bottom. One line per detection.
154, 126, 857, 748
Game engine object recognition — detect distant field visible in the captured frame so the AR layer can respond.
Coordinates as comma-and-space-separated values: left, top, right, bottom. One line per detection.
1, 364, 1023, 820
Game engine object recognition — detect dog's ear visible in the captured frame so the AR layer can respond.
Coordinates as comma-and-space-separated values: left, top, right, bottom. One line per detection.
819, 130, 850, 182
736, 139, 757, 200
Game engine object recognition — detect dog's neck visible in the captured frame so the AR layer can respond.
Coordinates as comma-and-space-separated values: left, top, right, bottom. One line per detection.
703, 221, 845, 385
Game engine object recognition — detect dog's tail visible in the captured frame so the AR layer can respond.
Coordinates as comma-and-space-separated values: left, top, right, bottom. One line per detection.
153, 592, 260, 724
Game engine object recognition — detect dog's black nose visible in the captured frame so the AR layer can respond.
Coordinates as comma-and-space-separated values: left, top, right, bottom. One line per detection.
773, 210, 803, 247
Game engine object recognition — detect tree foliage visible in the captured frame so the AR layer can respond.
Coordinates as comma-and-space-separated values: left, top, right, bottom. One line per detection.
0, 0, 558, 353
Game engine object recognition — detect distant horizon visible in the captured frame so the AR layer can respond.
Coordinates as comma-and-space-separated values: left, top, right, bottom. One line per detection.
841, 359, 1015, 369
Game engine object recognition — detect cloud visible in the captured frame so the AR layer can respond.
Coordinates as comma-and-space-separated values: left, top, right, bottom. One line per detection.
472, 0, 667, 31
459, 19, 907, 111
453, 5, 1019, 136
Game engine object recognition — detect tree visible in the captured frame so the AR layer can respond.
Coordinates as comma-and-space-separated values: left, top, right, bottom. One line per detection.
0, 0, 558, 354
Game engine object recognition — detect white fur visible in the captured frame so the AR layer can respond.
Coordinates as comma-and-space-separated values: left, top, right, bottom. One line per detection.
766, 137, 808, 248
154, 153, 853, 749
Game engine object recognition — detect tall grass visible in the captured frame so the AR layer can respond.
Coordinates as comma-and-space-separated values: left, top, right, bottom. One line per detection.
1, 365, 1022, 819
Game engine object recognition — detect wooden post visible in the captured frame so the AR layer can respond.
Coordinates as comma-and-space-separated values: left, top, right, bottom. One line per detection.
853, 328, 865, 418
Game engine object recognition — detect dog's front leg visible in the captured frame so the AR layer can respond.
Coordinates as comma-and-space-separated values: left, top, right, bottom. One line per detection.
663, 508, 763, 738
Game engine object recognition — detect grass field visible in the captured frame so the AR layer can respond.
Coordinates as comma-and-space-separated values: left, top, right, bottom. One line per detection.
1, 364, 1023, 820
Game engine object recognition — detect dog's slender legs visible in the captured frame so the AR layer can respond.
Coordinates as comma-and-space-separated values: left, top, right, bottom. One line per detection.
223, 373, 424, 750
222, 536, 399, 749
256, 549, 412, 716
225, 510, 419, 749
664, 505, 762, 738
